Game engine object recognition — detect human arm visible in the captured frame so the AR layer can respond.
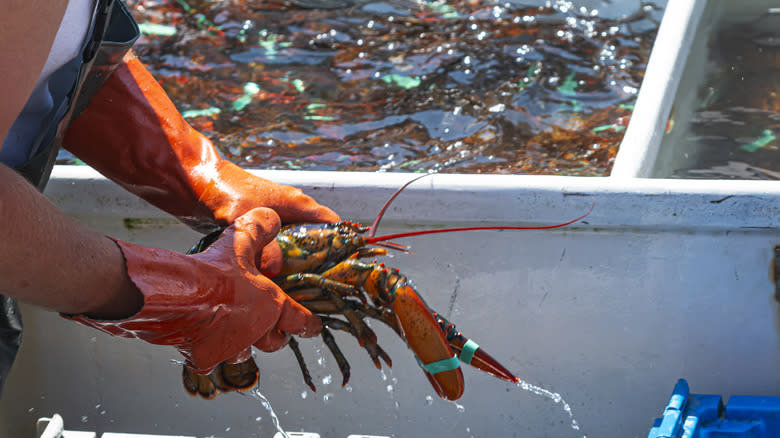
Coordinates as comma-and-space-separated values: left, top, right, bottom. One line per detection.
0, 163, 320, 372
62, 52, 339, 235
0, 3, 327, 378
0, 163, 141, 319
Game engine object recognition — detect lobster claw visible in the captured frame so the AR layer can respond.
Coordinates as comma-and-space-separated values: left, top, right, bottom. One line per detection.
391, 282, 465, 401
434, 314, 519, 384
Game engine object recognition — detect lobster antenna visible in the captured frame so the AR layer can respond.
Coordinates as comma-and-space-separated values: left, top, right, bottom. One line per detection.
367, 199, 595, 244
368, 172, 435, 238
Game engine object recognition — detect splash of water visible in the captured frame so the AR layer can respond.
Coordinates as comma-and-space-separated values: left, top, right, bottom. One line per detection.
515, 379, 586, 437
242, 383, 290, 438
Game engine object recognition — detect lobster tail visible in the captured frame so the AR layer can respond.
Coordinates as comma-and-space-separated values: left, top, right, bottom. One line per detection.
182, 359, 259, 399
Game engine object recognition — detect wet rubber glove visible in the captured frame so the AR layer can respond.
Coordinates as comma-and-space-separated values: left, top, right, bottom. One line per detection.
66, 207, 322, 374
62, 55, 339, 236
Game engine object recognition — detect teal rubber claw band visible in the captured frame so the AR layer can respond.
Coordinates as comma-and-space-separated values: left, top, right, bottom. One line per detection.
417, 354, 460, 375
459, 339, 480, 365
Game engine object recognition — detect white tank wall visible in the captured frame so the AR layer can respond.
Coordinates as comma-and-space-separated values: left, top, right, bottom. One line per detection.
2, 168, 780, 438
6, 2, 780, 436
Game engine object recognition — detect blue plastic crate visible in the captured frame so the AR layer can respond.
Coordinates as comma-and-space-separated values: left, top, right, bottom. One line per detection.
648, 379, 780, 437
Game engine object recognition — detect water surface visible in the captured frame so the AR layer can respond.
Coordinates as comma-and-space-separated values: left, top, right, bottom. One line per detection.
106, 0, 664, 174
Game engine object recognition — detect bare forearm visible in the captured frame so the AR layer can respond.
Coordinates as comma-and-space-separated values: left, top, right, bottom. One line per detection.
0, 164, 141, 319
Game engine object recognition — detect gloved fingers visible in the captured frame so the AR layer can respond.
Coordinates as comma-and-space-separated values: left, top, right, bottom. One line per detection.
253, 329, 291, 352
200, 207, 281, 274
277, 185, 341, 224
258, 240, 282, 278
231, 207, 282, 274
275, 296, 323, 338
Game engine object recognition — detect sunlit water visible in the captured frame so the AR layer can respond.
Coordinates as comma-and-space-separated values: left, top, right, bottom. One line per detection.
668, 10, 780, 179
71, 0, 666, 175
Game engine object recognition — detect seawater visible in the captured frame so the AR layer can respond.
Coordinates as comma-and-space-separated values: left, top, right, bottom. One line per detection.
666, 8, 780, 179
80, 0, 667, 175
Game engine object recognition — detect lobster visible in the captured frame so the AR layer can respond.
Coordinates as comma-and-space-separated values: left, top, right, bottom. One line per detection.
182, 175, 592, 401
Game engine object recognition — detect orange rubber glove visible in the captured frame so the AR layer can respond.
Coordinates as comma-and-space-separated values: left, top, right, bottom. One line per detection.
62, 55, 339, 238
66, 208, 321, 374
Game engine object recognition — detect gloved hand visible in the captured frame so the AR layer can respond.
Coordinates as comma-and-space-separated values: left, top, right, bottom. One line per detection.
65, 207, 322, 374
62, 55, 339, 236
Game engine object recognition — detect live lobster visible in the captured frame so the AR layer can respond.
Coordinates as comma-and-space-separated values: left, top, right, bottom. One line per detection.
182, 176, 592, 401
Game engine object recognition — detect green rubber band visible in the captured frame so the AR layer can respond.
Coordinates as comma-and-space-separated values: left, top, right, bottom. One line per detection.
459, 339, 480, 365
417, 354, 460, 375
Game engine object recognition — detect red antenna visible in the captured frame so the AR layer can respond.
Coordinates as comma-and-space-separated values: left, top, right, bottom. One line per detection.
367, 200, 594, 244
368, 173, 434, 238
365, 173, 594, 246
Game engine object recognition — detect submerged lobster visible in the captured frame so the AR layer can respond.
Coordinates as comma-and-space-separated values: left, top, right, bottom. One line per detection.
182, 176, 592, 401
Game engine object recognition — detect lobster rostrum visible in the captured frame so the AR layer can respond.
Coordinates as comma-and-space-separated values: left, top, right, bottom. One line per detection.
183, 175, 593, 401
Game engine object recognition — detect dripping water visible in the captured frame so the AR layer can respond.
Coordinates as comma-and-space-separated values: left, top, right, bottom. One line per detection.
241, 383, 290, 438
515, 378, 586, 437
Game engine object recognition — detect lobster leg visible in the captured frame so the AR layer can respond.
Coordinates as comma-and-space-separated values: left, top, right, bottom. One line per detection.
321, 315, 393, 368
318, 255, 465, 401
278, 273, 385, 367
288, 337, 316, 393
277, 273, 367, 305
320, 326, 351, 386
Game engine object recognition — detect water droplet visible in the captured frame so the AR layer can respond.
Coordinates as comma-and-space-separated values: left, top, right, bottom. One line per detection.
425, 395, 434, 406
323, 393, 334, 402
225, 427, 231, 432
321, 374, 333, 385
100, 410, 106, 416
81, 416, 88, 423
380, 370, 388, 381
90, 337, 97, 343
255, 416, 263, 422
455, 403, 465, 413
386, 385, 393, 393
301, 391, 308, 399
345, 385, 353, 393
27, 408, 34, 413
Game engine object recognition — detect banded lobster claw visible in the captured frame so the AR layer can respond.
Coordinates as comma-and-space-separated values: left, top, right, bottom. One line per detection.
389, 279, 465, 400
434, 313, 520, 384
